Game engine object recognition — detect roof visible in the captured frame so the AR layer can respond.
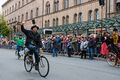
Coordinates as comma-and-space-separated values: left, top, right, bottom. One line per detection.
2, 0, 11, 7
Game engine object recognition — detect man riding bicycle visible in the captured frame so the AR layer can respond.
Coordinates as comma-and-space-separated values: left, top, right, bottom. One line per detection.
14, 34, 24, 59
18, 22, 42, 70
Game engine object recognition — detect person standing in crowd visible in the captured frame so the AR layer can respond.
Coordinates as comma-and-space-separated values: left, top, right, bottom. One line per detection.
95, 34, 101, 57
41, 38, 46, 51
46, 37, 52, 53
62, 36, 68, 55
88, 35, 96, 60
100, 32, 112, 57
67, 37, 73, 57
52, 36, 58, 57
80, 37, 88, 59
118, 31, 120, 47
112, 28, 119, 45
55, 35, 62, 53
77, 36, 81, 55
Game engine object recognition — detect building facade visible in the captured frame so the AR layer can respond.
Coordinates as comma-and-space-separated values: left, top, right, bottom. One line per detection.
2, 0, 120, 33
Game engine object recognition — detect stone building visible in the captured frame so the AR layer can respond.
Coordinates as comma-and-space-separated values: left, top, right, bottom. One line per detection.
2, 0, 120, 35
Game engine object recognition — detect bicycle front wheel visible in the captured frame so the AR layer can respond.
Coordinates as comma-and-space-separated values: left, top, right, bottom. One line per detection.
15, 50, 18, 56
24, 53, 33, 72
38, 56, 49, 77
107, 52, 117, 66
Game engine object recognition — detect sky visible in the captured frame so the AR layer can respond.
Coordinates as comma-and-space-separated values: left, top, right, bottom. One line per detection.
0, 0, 7, 14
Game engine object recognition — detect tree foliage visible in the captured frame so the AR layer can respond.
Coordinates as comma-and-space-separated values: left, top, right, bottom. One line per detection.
0, 15, 11, 37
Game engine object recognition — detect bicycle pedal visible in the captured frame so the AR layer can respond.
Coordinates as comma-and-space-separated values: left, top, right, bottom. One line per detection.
33, 63, 36, 66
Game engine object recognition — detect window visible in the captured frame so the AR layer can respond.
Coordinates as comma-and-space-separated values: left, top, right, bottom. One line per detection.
45, 20, 47, 27
88, 10, 93, 21
18, 1, 21, 8
21, 14, 24, 21
9, 20, 11, 23
53, 19, 56, 27
62, 16, 66, 25
54, 0, 59, 12
78, 12, 82, 22
15, 3, 17, 10
56, 18, 59, 26
31, 10, 33, 19
18, 16, 20, 22
116, 2, 120, 12
12, 5, 14, 12
74, 0, 77, 5
9, 19, 11, 23
26, 12, 28, 20
46, 1, 50, 14
64, 0, 69, 9
45, 20, 50, 27
22, 0, 24, 6
12, 18, 14, 22
74, 0, 81, 5
94, 9, 99, 20
78, 0, 82, 4
74, 13, 77, 23
66, 15, 69, 24
15, 17, 17, 21
10, 7, 11, 13
48, 20, 50, 27
36, 8, 39, 17
26, 0, 28, 3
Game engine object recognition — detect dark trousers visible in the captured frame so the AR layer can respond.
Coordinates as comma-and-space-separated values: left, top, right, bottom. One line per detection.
67, 48, 72, 57
17, 45, 23, 57
27, 44, 40, 65
81, 50, 87, 59
52, 47, 58, 57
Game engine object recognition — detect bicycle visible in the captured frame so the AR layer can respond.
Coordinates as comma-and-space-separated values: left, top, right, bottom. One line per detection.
15, 46, 25, 59
24, 50, 49, 77
106, 44, 120, 67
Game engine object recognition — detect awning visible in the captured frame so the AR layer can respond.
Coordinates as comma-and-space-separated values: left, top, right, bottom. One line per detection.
116, 0, 120, 3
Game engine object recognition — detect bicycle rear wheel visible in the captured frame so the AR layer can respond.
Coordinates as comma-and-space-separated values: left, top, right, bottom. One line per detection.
15, 50, 18, 56
24, 53, 33, 72
107, 52, 117, 66
38, 56, 49, 77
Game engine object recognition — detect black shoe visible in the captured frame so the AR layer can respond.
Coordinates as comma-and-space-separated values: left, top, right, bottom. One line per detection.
35, 64, 39, 71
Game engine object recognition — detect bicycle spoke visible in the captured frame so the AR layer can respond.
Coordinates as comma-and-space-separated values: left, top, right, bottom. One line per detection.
38, 56, 49, 77
107, 52, 117, 66
24, 54, 33, 72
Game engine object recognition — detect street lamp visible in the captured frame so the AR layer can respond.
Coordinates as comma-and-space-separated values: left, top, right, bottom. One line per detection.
99, 0, 105, 36
41, 0, 44, 38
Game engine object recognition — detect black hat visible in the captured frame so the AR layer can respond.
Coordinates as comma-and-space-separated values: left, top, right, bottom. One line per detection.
31, 25, 39, 30
113, 28, 118, 32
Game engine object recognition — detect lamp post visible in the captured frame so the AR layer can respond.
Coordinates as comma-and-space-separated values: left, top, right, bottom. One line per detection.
105, 0, 108, 18
99, 0, 105, 36
41, 0, 44, 37
101, 5, 104, 37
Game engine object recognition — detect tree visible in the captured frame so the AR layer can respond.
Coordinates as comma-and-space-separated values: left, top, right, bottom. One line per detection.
0, 15, 11, 37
